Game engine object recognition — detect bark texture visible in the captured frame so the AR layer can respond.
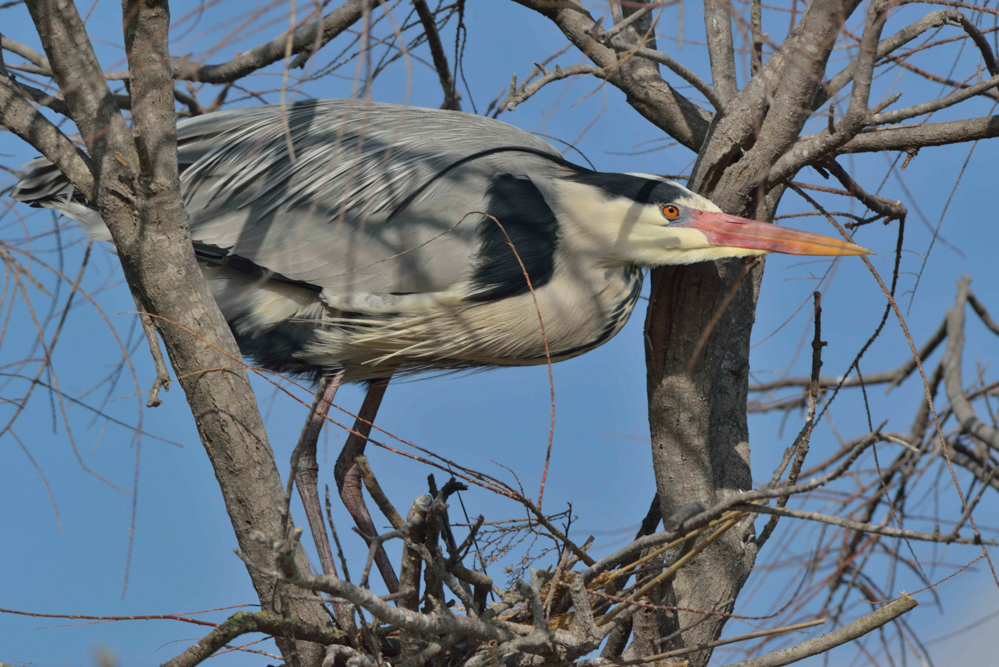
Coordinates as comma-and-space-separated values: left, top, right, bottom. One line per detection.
23, 0, 329, 663
643, 2, 860, 661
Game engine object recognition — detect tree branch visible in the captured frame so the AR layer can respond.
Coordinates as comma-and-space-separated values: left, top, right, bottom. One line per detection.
821, 8, 999, 107
606, 38, 725, 111
0, 74, 94, 201
512, 0, 711, 151
721, 597, 918, 667
735, 503, 991, 545
749, 318, 945, 393
822, 159, 907, 220
503, 64, 603, 112
836, 114, 999, 152
21, 1, 331, 663
703, 0, 738, 102
173, 0, 365, 83
944, 276, 999, 451
412, 0, 460, 110
160, 612, 344, 667
872, 72, 999, 126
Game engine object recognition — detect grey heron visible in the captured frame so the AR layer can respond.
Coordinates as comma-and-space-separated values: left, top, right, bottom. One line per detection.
11, 99, 868, 585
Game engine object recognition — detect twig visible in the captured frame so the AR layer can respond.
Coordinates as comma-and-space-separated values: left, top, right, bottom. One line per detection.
599, 2, 658, 41
607, 37, 726, 111
399, 496, 432, 611
614, 619, 826, 664
721, 597, 918, 667
822, 159, 907, 220
757, 292, 825, 548
159, 611, 343, 667
138, 311, 170, 407
736, 504, 990, 545
872, 72, 999, 126
1, 34, 51, 70
503, 64, 603, 112
943, 277, 999, 450
0, 72, 95, 201
597, 516, 740, 626
324, 485, 352, 584
412, 0, 460, 110
188, 0, 365, 80
750, 316, 946, 394
355, 454, 405, 529
750, 0, 764, 73
790, 185, 999, 590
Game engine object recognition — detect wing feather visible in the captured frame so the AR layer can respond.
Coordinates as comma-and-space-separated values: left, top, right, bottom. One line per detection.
176, 100, 571, 307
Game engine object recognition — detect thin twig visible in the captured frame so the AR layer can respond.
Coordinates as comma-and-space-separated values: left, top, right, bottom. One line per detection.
737, 503, 990, 545
722, 597, 918, 667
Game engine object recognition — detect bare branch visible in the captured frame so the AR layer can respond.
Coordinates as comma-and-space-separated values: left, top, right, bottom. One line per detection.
703, 0, 738, 102
602, 2, 657, 41
606, 38, 726, 111
848, 4, 893, 118
944, 277, 999, 450
750, 0, 764, 73
278, 530, 514, 642
512, 0, 711, 151
736, 503, 991, 545
138, 311, 170, 408
1, 35, 51, 70
355, 455, 405, 530
21, 1, 332, 662
750, 318, 946, 393
160, 612, 344, 667
0, 75, 94, 201
599, 618, 826, 664
504, 64, 603, 112
721, 597, 918, 667
412, 0, 460, 110
173, 0, 366, 83
837, 114, 999, 152
757, 293, 825, 548
872, 73, 999, 126
822, 159, 907, 220
822, 8, 999, 106
764, 3, 888, 187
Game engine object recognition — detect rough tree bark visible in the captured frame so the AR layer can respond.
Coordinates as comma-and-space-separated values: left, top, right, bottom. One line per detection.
19, 0, 329, 663
644, 2, 863, 661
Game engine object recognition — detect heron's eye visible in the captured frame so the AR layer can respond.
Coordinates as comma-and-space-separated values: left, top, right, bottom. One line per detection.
662, 204, 681, 220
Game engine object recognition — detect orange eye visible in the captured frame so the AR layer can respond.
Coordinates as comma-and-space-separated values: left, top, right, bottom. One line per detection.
662, 204, 680, 220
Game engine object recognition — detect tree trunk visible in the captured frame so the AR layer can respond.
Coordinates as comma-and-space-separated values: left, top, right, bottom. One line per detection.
23, 1, 330, 663
643, 3, 858, 661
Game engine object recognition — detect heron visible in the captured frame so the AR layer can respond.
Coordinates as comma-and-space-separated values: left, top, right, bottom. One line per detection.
11, 99, 868, 586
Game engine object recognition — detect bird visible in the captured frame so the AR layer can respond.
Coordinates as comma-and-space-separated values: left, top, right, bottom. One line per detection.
11, 99, 868, 386
12, 99, 870, 587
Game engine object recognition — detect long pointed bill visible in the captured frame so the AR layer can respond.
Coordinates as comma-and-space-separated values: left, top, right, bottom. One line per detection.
686, 211, 871, 257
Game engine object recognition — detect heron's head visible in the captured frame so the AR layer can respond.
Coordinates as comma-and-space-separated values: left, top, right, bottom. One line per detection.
554, 172, 870, 266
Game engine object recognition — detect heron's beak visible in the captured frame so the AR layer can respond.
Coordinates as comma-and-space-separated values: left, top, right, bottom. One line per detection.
685, 211, 871, 257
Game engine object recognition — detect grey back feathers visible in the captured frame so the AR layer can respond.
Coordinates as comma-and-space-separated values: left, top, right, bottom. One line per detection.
12, 99, 645, 381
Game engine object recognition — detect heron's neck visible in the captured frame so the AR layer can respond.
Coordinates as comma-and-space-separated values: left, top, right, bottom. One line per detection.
538, 178, 644, 268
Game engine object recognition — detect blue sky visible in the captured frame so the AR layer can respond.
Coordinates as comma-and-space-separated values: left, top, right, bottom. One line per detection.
2, 1, 998, 664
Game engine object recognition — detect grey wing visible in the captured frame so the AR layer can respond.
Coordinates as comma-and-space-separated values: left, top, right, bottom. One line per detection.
175, 100, 569, 312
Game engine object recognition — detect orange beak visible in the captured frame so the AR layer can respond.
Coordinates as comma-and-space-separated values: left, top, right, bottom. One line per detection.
684, 210, 871, 257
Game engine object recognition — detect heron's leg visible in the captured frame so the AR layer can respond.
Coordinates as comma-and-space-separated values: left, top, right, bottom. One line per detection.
294, 372, 343, 579
334, 376, 401, 593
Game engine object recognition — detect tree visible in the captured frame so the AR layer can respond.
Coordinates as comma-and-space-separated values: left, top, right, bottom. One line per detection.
2, 1, 998, 665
